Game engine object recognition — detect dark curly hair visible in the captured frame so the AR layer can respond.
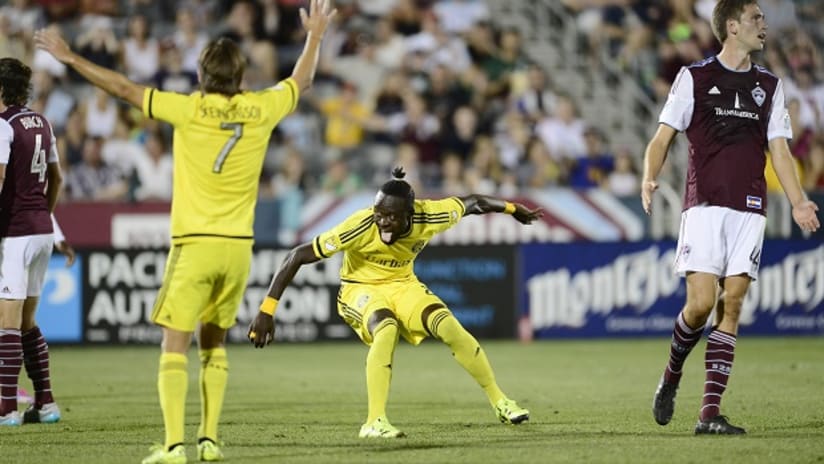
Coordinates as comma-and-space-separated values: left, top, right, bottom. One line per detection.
379, 166, 415, 210
0, 58, 32, 107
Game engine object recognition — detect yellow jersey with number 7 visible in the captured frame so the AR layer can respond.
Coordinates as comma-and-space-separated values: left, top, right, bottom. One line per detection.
142, 78, 299, 244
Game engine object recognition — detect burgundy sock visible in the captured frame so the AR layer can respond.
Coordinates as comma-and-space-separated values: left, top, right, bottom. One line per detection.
700, 329, 737, 421
663, 312, 703, 385
0, 330, 23, 415
22, 326, 54, 407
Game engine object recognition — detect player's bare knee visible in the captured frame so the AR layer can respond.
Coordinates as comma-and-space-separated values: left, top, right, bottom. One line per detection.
367, 309, 397, 336
686, 293, 716, 318
720, 293, 744, 321
198, 322, 227, 350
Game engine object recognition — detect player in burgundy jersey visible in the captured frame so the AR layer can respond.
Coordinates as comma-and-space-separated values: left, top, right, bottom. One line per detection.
641, 1, 820, 435
0, 57, 64, 426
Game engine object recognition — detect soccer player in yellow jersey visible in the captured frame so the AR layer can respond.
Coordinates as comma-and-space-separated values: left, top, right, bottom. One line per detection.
35, 1, 337, 462
248, 167, 543, 437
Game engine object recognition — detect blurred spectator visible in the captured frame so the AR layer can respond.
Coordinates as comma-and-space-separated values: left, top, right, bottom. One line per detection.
178, 0, 218, 27
317, 81, 372, 151
173, 8, 210, 74
222, 0, 278, 89
405, 14, 472, 74
440, 153, 467, 195
518, 137, 562, 189
271, 146, 311, 245
568, 127, 614, 189
127, 0, 176, 22
153, 44, 199, 94
804, 143, 824, 192
607, 149, 639, 196
494, 110, 530, 170
31, 25, 68, 78
394, 143, 423, 192
30, 70, 74, 133
122, 14, 159, 84
377, 92, 441, 173
423, 64, 472, 122
433, 0, 490, 35
390, 0, 425, 36
133, 130, 173, 201
535, 94, 587, 161
514, 65, 557, 124
441, 105, 480, 161
320, 158, 363, 197
276, 103, 325, 162
72, 15, 119, 82
373, 17, 406, 70
0, 0, 45, 38
83, 87, 119, 138
65, 137, 129, 201
0, 11, 28, 62
466, 135, 503, 189
331, 31, 387, 103
101, 113, 144, 177
482, 28, 529, 98
57, 110, 87, 167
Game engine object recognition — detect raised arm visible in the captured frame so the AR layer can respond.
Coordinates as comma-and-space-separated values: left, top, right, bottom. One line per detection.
459, 194, 543, 224
34, 28, 146, 108
248, 242, 321, 348
290, 0, 337, 93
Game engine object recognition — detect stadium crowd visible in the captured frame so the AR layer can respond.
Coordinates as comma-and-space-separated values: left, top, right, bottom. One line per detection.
1, 0, 823, 207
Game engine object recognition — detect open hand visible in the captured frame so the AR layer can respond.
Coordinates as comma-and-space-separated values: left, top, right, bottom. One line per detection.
792, 200, 820, 233
55, 241, 76, 267
300, 0, 337, 38
513, 204, 543, 225
641, 179, 659, 215
33, 27, 74, 63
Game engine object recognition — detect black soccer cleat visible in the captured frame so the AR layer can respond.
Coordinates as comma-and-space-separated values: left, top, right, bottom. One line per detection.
652, 379, 678, 425
694, 415, 746, 435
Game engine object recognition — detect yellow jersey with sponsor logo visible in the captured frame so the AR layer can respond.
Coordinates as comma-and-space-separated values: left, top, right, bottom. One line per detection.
142, 79, 299, 243
312, 197, 465, 283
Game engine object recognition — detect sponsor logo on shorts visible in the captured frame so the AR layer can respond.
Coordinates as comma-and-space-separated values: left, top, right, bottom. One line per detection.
746, 196, 762, 209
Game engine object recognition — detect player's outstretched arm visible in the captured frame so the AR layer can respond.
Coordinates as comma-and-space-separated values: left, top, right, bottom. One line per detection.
290, 0, 337, 93
248, 242, 321, 348
34, 28, 146, 108
768, 137, 821, 233
459, 194, 543, 225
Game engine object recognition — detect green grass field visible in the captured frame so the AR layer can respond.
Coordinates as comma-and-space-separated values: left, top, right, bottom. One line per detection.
2, 338, 823, 463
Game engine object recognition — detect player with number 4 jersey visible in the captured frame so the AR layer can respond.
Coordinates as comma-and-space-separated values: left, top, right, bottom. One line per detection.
35, 1, 338, 461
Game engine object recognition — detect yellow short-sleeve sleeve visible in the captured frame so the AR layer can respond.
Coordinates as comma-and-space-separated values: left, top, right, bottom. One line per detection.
142, 88, 193, 127
261, 78, 300, 128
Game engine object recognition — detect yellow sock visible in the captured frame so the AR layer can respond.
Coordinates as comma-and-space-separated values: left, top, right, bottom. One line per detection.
158, 352, 188, 449
429, 310, 505, 405
198, 347, 228, 442
365, 318, 399, 423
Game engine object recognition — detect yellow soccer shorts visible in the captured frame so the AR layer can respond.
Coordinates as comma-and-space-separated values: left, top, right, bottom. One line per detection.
151, 240, 253, 332
337, 278, 447, 346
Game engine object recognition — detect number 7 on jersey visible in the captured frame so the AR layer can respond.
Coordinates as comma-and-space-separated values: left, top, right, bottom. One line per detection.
213, 122, 243, 173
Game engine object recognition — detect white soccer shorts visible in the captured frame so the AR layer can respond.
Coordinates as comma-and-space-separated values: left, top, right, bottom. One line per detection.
0, 234, 54, 299
673, 205, 766, 280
